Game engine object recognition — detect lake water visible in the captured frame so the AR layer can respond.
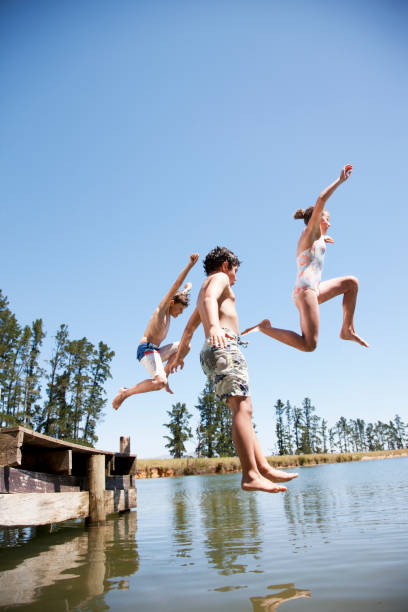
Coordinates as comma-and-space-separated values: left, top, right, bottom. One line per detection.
0, 457, 407, 611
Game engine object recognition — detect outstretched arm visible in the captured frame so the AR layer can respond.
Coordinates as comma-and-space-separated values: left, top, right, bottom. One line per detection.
168, 307, 201, 373
159, 253, 199, 309
307, 164, 353, 237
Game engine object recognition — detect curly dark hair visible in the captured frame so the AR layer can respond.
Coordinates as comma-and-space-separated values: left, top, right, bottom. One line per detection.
203, 246, 241, 276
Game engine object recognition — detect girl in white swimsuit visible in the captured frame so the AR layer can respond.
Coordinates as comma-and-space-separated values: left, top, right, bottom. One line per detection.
242, 164, 368, 350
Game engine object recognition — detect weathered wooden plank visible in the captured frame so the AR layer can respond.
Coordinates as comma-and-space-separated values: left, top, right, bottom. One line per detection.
112, 455, 137, 475
0, 427, 103, 454
120, 436, 130, 454
0, 427, 137, 457
0, 429, 24, 467
0, 466, 5, 492
0, 492, 89, 527
104, 488, 137, 514
105, 475, 132, 490
43, 449, 72, 474
0, 466, 83, 493
21, 449, 72, 475
105, 455, 115, 476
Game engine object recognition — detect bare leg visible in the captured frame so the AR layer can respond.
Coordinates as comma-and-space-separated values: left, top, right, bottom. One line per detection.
112, 374, 171, 410
227, 395, 287, 493
318, 276, 368, 347
251, 431, 298, 482
241, 290, 320, 352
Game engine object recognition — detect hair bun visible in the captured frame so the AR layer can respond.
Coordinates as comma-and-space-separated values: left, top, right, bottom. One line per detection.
293, 208, 305, 220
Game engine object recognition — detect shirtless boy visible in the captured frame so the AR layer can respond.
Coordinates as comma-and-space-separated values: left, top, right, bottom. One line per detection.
171, 246, 298, 493
112, 253, 199, 410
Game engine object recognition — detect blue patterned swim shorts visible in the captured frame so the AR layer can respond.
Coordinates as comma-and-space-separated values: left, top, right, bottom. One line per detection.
200, 329, 250, 400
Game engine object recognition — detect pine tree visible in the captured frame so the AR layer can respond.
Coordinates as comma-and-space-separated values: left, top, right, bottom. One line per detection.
328, 427, 336, 452
195, 380, 235, 457
274, 399, 286, 455
320, 418, 328, 453
392, 414, 406, 449
164, 402, 193, 458
0, 290, 21, 424
292, 405, 303, 454
22, 319, 45, 428
284, 401, 294, 455
67, 338, 94, 440
82, 342, 115, 444
310, 413, 322, 453
373, 421, 387, 450
365, 422, 376, 451
335, 416, 350, 452
195, 381, 219, 457
39, 324, 69, 435
299, 397, 315, 454
7, 325, 31, 424
214, 399, 235, 457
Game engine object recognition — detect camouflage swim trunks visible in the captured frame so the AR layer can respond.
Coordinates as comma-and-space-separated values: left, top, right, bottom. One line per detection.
200, 329, 250, 400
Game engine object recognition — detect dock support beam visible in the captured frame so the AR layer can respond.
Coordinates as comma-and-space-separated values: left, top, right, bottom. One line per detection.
87, 454, 106, 524
120, 436, 130, 454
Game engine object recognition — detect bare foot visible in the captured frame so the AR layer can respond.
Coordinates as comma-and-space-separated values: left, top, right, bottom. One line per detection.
241, 319, 271, 336
165, 382, 174, 394
241, 474, 287, 493
112, 387, 128, 411
340, 326, 369, 347
260, 466, 299, 483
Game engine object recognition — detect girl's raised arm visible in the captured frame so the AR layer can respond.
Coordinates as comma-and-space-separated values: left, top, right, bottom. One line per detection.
307, 164, 352, 235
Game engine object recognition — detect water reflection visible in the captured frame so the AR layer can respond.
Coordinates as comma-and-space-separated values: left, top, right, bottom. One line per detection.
250, 583, 311, 611
283, 477, 340, 549
282, 462, 401, 551
0, 511, 138, 610
171, 485, 194, 561
284, 489, 329, 540
199, 477, 262, 575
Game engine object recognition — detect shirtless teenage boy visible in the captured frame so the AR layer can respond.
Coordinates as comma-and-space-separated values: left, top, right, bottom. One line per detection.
171, 246, 298, 493
112, 253, 199, 410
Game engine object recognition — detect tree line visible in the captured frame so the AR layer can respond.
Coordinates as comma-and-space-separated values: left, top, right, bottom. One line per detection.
0, 289, 114, 445
164, 387, 407, 458
274, 398, 406, 455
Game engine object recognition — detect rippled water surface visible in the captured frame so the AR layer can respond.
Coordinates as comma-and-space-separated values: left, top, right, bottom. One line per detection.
1, 457, 407, 611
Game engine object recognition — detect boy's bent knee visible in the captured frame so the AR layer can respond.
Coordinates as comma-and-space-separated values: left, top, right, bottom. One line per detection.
153, 374, 167, 390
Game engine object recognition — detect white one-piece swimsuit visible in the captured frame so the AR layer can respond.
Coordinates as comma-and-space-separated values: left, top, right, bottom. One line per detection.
292, 234, 326, 302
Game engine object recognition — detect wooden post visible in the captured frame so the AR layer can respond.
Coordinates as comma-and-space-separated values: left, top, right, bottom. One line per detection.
86, 525, 106, 596
120, 436, 130, 454
87, 455, 106, 524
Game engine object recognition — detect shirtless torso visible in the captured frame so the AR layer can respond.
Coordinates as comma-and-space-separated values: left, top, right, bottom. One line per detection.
140, 307, 171, 346
197, 272, 239, 339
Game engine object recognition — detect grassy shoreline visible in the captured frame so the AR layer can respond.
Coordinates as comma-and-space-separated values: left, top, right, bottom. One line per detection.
135, 448, 408, 479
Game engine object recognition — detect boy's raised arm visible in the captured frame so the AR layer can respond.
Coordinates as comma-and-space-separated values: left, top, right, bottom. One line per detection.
159, 253, 199, 309
168, 307, 201, 373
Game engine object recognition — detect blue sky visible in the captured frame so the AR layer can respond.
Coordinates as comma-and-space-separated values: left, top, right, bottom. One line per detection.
1, 0, 407, 457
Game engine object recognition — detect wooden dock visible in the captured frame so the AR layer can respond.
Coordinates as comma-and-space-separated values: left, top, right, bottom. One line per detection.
0, 427, 137, 527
